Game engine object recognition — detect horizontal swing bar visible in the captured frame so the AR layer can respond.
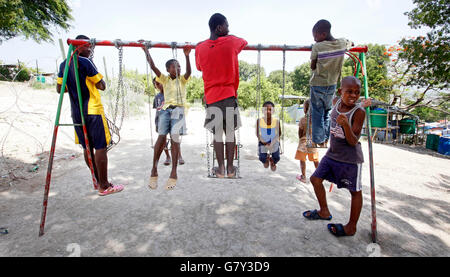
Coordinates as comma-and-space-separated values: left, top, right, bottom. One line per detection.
66, 39, 368, 53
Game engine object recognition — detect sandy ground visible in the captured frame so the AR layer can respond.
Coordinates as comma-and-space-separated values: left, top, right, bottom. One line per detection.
0, 81, 449, 257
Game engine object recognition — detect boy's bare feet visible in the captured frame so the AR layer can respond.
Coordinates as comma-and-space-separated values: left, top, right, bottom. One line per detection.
164, 157, 171, 166
269, 157, 276, 171
227, 166, 237, 178
296, 174, 307, 183
212, 166, 225, 178
151, 167, 158, 177
264, 158, 270, 168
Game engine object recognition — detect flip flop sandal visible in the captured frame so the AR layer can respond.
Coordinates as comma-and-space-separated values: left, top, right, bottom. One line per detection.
165, 178, 177, 190
149, 176, 158, 190
302, 209, 332, 220
327, 223, 353, 237
227, 166, 238, 178
98, 184, 124, 196
212, 167, 225, 178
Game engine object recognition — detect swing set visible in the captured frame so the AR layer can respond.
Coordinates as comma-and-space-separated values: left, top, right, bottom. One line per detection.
39, 38, 377, 243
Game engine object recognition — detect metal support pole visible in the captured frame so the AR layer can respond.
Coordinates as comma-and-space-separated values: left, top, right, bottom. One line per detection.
39, 44, 99, 236
357, 52, 377, 243
72, 52, 99, 191
39, 44, 74, 237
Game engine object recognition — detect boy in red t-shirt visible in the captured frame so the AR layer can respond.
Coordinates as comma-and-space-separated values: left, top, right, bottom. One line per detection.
195, 13, 247, 178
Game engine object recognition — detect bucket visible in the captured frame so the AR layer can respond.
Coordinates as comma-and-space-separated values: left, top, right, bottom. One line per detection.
426, 134, 440, 151
437, 136, 450, 156
399, 119, 416, 134
370, 109, 387, 128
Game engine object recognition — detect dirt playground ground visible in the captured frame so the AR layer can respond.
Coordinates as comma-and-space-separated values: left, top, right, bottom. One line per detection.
0, 81, 449, 257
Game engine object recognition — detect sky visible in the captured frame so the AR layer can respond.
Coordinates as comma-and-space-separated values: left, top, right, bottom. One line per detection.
0, 0, 429, 78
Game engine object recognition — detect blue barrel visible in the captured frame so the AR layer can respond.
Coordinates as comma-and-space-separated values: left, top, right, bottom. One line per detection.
438, 136, 450, 156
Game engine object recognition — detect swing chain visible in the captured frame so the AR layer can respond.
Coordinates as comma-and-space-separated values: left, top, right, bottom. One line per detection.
281, 48, 286, 154
141, 40, 155, 147
113, 40, 125, 130
206, 128, 211, 177
256, 45, 262, 119
88, 38, 96, 61
237, 128, 241, 178
171, 42, 183, 106
306, 105, 313, 148
143, 40, 152, 50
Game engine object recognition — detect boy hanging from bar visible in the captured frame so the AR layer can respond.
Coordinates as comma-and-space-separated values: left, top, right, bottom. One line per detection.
195, 13, 248, 178
152, 77, 185, 166
256, 101, 281, 172
303, 76, 371, 237
141, 42, 191, 190
56, 35, 124, 196
309, 19, 353, 148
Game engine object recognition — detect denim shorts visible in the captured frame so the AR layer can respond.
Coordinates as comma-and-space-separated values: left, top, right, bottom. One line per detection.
157, 106, 186, 136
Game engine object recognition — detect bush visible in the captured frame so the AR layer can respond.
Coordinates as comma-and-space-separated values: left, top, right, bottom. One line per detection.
15, 67, 31, 82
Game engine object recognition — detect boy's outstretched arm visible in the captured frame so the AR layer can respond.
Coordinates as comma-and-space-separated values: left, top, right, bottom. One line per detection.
139, 43, 161, 77
337, 109, 365, 146
184, 47, 191, 80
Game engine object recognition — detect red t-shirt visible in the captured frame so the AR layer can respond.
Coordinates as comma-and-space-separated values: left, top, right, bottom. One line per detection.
195, 35, 248, 105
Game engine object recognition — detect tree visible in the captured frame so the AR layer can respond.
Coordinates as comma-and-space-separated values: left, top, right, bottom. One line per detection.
186, 76, 204, 103
0, 0, 72, 43
342, 44, 393, 101
268, 70, 291, 88
394, 0, 449, 113
290, 62, 311, 96
239, 60, 265, 81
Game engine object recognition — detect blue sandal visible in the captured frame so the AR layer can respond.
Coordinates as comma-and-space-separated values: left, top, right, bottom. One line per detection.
327, 223, 353, 237
302, 209, 332, 220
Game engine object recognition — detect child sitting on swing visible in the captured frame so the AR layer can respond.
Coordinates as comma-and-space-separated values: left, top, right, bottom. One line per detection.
256, 101, 281, 171
295, 99, 319, 183
141, 43, 191, 190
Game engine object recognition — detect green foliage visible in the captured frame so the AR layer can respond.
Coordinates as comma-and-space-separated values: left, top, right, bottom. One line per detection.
343, 44, 393, 101
268, 70, 291, 88
15, 66, 31, 81
290, 62, 311, 95
0, 0, 72, 43
239, 60, 265, 81
410, 105, 448, 122
0, 62, 31, 81
186, 76, 204, 103
0, 65, 10, 80
399, 0, 449, 88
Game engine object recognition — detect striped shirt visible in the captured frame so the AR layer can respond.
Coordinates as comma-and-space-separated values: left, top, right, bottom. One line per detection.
310, 38, 353, 86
